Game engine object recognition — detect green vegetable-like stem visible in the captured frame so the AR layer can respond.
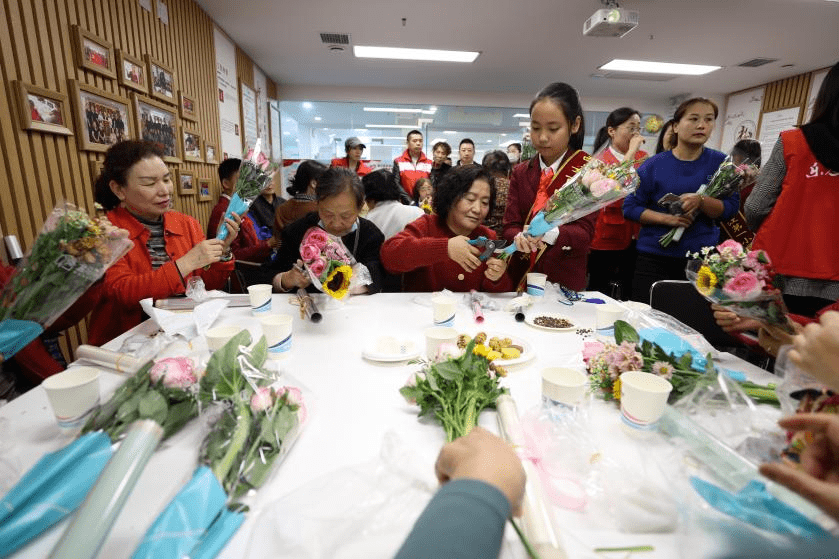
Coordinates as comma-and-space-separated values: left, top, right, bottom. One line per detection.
212, 398, 252, 488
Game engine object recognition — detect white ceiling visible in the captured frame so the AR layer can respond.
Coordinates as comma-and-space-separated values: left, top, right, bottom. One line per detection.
197, 0, 839, 106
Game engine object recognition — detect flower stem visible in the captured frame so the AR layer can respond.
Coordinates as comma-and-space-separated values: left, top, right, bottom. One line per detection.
510, 517, 541, 559
213, 398, 252, 489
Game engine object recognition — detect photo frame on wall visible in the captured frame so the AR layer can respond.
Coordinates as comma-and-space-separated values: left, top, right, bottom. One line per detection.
178, 91, 197, 121
145, 55, 176, 105
132, 92, 181, 163
72, 25, 117, 79
13, 81, 73, 136
69, 80, 132, 153
178, 170, 195, 196
205, 143, 218, 164
117, 50, 148, 94
182, 128, 202, 162
198, 178, 213, 201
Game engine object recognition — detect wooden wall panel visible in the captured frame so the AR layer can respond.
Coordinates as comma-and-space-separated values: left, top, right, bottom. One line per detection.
0, 0, 269, 358
761, 72, 812, 121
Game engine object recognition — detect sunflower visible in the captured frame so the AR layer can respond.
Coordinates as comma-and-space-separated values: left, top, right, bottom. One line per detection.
612, 378, 622, 401
323, 264, 352, 299
695, 265, 718, 296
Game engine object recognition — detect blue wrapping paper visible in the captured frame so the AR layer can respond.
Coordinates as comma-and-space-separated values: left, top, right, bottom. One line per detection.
190, 507, 245, 559
215, 193, 250, 241
0, 319, 43, 359
131, 466, 230, 559
0, 432, 113, 558
691, 478, 831, 539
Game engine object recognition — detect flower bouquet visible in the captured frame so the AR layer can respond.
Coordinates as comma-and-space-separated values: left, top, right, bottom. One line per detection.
299, 226, 353, 299
215, 139, 277, 241
659, 155, 758, 247
500, 155, 640, 256
0, 202, 131, 359
686, 239, 794, 333
132, 330, 305, 559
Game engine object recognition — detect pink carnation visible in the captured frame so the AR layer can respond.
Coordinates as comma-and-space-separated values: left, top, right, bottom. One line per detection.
325, 243, 349, 263
304, 228, 329, 250
308, 257, 326, 278
582, 341, 606, 364
722, 271, 765, 301
300, 244, 320, 263
581, 169, 604, 187
278, 386, 307, 423
250, 386, 274, 413
590, 178, 617, 198
150, 357, 197, 389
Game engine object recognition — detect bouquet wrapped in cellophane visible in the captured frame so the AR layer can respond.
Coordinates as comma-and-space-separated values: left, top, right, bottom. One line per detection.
659, 155, 758, 247
215, 139, 277, 241
686, 239, 794, 333
299, 226, 355, 299
501, 152, 640, 256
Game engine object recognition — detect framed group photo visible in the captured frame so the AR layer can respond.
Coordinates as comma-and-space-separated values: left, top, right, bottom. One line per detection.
72, 26, 116, 79
146, 55, 176, 104
182, 129, 202, 162
117, 50, 148, 94
69, 80, 132, 152
198, 177, 213, 201
179, 91, 197, 121
205, 143, 218, 164
132, 93, 181, 163
14, 81, 73, 136
177, 170, 195, 196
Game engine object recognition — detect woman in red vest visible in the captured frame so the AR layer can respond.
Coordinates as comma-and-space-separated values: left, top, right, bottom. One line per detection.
587, 107, 648, 299
502, 82, 592, 291
746, 61, 839, 317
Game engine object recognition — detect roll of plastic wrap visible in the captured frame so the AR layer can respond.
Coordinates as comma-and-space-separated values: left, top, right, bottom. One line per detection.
75, 345, 142, 374
48, 420, 163, 559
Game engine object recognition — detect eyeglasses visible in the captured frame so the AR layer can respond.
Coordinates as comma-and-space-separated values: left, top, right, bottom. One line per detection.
620, 124, 641, 134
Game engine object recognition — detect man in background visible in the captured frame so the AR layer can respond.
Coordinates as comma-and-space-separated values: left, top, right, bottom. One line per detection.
392, 129, 432, 201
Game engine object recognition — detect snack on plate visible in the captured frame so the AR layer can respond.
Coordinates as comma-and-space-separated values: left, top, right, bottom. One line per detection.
458, 332, 523, 361
534, 316, 574, 329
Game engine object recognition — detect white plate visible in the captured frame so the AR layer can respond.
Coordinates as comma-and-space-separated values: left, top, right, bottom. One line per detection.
524, 312, 577, 332
466, 332, 534, 367
362, 337, 420, 363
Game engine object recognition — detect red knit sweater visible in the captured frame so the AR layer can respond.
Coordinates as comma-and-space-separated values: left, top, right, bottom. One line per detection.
380, 214, 513, 293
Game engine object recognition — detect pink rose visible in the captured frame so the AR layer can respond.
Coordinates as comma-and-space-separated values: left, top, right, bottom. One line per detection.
300, 244, 320, 263
304, 228, 329, 250
250, 386, 274, 413
308, 257, 326, 278
435, 343, 463, 362
278, 386, 307, 422
717, 239, 745, 261
581, 169, 604, 187
589, 178, 616, 198
722, 271, 765, 301
582, 341, 605, 364
325, 243, 348, 263
255, 152, 271, 171
150, 357, 197, 389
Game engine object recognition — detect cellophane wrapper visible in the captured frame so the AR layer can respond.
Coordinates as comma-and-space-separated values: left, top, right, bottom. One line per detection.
216, 139, 278, 241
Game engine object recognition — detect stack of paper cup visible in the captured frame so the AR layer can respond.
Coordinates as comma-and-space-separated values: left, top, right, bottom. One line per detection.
619, 371, 673, 431
596, 304, 625, 331
526, 273, 547, 297
431, 295, 456, 326
261, 314, 293, 358
424, 327, 458, 360
247, 284, 272, 314
41, 367, 101, 429
541, 367, 588, 409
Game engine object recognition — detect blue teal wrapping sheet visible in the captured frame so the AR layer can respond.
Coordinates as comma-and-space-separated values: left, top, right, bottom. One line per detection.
638, 327, 748, 382
216, 193, 249, 241
691, 478, 832, 539
0, 432, 113, 558
190, 508, 245, 559
132, 466, 242, 559
0, 319, 43, 359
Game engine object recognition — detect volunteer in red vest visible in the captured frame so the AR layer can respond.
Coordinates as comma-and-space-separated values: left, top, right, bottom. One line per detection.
747, 61, 839, 317
587, 107, 647, 299
391, 129, 433, 200
331, 136, 373, 177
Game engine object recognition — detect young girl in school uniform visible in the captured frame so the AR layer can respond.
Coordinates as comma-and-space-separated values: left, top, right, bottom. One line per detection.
502, 82, 592, 291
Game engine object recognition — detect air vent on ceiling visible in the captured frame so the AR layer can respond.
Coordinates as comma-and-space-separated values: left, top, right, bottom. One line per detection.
590, 71, 676, 82
320, 32, 350, 45
736, 57, 778, 68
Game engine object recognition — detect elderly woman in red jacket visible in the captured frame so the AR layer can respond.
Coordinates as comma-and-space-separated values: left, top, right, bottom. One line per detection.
87, 141, 240, 345
381, 165, 512, 293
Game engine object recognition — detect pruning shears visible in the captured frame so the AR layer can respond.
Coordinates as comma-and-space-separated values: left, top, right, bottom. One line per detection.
467, 237, 509, 261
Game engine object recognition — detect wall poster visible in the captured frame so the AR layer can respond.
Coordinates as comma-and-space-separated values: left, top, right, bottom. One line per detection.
269, 99, 281, 162
757, 107, 801, 160
214, 26, 240, 159
804, 68, 829, 123
240, 82, 257, 149
720, 87, 764, 155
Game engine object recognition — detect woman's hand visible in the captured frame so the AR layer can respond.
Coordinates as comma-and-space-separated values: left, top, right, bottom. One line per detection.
448, 236, 482, 273
626, 133, 645, 160
711, 303, 762, 333
678, 193, 702, 214
177, 239, 226, 276
758, 322, 799, 357
484, 257, 508, 283
513, 231, 542, 253
790, 311, 839, 392
221, 212, 242, 250
276, 259, 311, 291
662, 212, 694, 228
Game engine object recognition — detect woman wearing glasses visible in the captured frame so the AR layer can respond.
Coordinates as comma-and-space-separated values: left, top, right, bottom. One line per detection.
587, 107, 648, 299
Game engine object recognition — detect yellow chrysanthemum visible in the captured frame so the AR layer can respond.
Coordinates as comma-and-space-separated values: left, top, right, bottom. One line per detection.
612, 378, 622, 401
695, 265, 718, 296
323, 264, 352, 299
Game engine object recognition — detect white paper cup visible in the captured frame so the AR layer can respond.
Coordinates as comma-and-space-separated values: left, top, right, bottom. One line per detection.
526, 273, 547, 297
206, 325, 243, 352
261, 314, 293, 358
542, 367, 588, 408
431, 295, 456, 326
247, 284, 273, 314
42, 367, 101, 429
596, 304, 626, 330
424, 326, 459, 360
619, 371, 673, 430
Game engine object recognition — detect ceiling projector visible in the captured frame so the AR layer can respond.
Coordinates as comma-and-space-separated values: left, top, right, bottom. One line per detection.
583, 7, 639, 38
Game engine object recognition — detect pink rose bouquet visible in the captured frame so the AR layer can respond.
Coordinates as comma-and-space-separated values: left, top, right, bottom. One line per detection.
686, 240, 793, 333
299, 226, 353, 299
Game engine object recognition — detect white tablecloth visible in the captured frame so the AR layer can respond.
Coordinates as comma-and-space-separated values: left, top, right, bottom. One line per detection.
0, 292, 805, 559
